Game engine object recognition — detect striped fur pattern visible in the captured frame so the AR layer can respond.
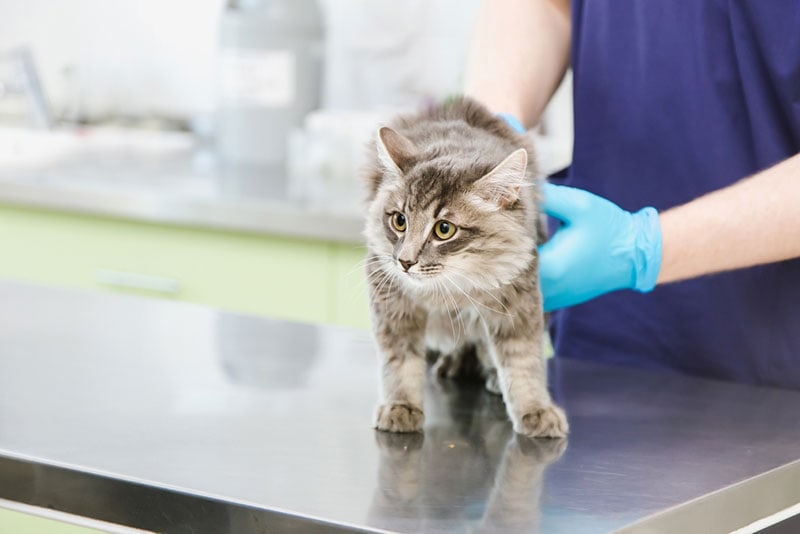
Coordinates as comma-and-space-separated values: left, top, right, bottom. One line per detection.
363, 96, 567, 438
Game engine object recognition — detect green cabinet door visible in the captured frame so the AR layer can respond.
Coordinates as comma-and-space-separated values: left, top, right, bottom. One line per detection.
0, 506, 109, 534
330, 242, 370, 329
0, 205, 333, 325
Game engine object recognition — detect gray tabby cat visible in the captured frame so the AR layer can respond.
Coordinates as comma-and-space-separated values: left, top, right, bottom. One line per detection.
363, 96, 568, 438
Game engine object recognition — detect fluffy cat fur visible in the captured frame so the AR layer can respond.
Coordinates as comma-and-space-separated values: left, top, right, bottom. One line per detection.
363, 96, 568, 438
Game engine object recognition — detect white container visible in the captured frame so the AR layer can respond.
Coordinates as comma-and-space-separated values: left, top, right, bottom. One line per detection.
287, 109, 391, 211
216, 0, 324, 167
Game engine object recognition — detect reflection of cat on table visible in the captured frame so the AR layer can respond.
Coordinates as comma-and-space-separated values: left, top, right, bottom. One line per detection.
366, 380, 566, 532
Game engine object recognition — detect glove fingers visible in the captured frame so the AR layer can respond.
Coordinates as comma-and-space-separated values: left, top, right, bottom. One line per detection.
538, 233, 569, 312
537, 226, 572, 282
541, 183, 592, 223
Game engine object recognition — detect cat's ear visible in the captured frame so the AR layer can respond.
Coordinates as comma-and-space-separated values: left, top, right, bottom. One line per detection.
473, 148, 528, 208
376, 127, 417, 175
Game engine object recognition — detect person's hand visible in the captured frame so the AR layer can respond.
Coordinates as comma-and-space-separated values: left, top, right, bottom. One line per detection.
538, 183, 663, 311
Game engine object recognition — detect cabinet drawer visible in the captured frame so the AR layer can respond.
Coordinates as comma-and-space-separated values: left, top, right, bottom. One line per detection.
331, 243, 370, 329
0, 205, 332, 324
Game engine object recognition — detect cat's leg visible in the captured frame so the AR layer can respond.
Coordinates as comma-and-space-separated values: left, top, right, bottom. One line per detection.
426, 309, 462, 379
366, 432, 424, 530
479, 435, 567, 531
484, 300, 569, 438
433, 309, 501, 393
473, 330, 501, 395
372, 297, 428, 433
427, 309, 484, 381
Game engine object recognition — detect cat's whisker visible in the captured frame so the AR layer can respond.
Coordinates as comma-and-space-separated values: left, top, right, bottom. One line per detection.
385, 270, 399, 300
370, 268, 395, 300
365, 257, 393, 274
445, 280, 467, 342
359, 269, 387, 303
350, 267, 387, 306
441, 273, 489, 329
356, 268, 390, 295
434, 277, 458, 343
455, 309, 466, 344
447, 268, 513, 317
349, 255, 393, 277
365, 267, 388, 286
445, 265, 513, 316
345, 255, 396, 307
376, 271, 397, 297
360, 253, 393, 267
443, 271, 512, 323
441, 278, 465, 342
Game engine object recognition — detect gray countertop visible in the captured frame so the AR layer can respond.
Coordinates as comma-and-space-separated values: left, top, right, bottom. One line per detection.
1, 281, 799, 533
0, 128, 364, 243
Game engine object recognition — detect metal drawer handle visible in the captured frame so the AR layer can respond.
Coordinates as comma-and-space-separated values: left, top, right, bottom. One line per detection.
94, 269, 180, 295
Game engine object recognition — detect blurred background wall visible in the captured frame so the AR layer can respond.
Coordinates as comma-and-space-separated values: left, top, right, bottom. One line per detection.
0, 0, 224, 121
0, 0, 492, 120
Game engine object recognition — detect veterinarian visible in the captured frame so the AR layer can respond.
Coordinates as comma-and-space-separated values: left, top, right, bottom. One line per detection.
465, 0, 800, 388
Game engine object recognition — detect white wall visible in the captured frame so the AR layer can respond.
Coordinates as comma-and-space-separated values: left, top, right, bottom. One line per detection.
320, 0, 481, 109
0, 0, 225, 120
0, 0, 487, 120
0, 0, 572, 168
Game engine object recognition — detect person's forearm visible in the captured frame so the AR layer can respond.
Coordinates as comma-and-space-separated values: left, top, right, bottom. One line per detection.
464, 0, 571, 128
658, 153, 800, 284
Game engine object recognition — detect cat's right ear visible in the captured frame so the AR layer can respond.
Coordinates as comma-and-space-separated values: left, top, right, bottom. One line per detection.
472, 148, 528, 209
376, 127, 417, 176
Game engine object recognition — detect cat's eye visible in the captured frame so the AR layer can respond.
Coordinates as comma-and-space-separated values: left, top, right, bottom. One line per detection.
433, 220, 456, 240
391, 212, 407, 232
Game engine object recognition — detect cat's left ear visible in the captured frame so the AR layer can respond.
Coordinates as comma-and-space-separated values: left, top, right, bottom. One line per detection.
376, 127, 418, 175
473, 148, 528, 208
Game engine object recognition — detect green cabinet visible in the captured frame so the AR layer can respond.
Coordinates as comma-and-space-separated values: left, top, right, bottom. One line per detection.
0, 507, 106, 534
0, 204, 370, 329
331, 242, 371, 329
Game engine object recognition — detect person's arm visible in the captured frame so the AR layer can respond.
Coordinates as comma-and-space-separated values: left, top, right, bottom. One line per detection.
539, 153, 800, 311
464, 0, 571, 127
658, 153, 800, 284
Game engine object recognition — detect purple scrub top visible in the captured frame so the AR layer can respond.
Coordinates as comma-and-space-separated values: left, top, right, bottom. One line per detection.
551, 1, 800, 388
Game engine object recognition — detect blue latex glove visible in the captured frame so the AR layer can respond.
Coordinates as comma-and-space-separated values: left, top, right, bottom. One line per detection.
497, 112, 526, 133
538, 183, 663, 312
495, 114, 662, 309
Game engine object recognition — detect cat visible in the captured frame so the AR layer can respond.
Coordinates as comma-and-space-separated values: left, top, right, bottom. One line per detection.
362, 96, 568, 438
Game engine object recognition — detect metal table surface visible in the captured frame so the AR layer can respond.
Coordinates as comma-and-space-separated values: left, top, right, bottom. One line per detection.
0, 281, 799, 533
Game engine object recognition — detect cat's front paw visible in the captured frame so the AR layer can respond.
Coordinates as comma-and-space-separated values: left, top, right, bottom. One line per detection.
374, 403, 424, 433
516, 434, 568, 461
515, 404, 569, 438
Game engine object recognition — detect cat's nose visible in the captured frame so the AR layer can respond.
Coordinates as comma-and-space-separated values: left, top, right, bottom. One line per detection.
399, 259, 418, 272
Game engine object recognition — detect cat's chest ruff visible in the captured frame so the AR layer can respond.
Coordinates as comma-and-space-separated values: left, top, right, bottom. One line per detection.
403, 283, 501, 315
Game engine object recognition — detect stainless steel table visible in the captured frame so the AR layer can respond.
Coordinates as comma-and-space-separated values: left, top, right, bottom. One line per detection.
0, 281, 799, 533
